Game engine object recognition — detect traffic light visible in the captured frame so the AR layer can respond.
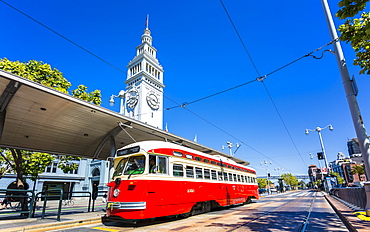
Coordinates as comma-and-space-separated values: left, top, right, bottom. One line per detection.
268, 173, 271, 177
317, 152, 324, 160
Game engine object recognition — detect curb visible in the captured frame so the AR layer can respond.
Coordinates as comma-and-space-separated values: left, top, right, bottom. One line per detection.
2, 217, 102, 232
324, 194, 357, 232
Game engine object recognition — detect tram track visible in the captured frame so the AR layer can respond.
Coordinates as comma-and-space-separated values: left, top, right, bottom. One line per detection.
59, 190, 348, 232
226, 191, 315, 232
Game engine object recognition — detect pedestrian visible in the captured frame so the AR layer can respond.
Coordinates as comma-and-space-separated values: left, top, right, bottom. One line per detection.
1, 195, 13, 209
102, 193, 107, 203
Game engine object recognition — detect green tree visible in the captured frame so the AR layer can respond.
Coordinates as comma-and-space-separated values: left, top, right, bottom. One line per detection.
57, 155, 81, 174
298, 180, 306, 189
0, 58, 102, 192
281, 173, 299, 189
330, 171, 345, 185
336, 0, 370, 74
257, 178, 272, 189
350, 164, 365, 180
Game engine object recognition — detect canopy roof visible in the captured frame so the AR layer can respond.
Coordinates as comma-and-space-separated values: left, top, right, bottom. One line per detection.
0, 69, 249, 165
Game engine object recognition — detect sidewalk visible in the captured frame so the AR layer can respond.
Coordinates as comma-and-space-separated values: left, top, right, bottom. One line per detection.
0, 198, 106, 232
324, 193, 370, 232
0, 193, 369, 231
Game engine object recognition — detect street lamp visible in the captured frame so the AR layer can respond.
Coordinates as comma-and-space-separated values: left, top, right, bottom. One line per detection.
305, 124, 333, 191
261, 160, 272, 195
109, 90, 126, 114
305, 124, 333, 174
222, 142, 241, 156
274, 167, 284, 176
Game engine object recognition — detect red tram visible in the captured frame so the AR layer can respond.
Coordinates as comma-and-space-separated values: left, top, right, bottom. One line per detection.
105, 141, 259, 221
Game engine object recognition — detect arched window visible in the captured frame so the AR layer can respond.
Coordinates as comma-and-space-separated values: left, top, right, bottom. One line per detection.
92, 168, 100, 177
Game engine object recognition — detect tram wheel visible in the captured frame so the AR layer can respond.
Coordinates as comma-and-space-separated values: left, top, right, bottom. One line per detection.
204, 201, 211, 212
245, 197, 252, 204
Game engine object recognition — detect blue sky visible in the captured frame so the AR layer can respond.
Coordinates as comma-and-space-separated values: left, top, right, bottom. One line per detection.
1, 0, 369, 177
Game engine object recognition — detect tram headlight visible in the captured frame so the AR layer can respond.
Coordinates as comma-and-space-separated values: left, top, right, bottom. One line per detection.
113, 188, 120, 197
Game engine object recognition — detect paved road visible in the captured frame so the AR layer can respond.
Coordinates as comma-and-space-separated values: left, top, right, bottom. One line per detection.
50, 190, 349, 232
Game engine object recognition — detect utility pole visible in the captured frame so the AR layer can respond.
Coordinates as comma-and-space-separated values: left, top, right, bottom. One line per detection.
321, 0, 370, 216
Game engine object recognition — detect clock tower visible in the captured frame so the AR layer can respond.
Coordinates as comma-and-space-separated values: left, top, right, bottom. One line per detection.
123, 22, 164, 129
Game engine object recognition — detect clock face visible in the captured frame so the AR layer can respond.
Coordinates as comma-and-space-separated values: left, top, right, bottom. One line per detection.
126, 88, 139, 109
146, 92, 159, 110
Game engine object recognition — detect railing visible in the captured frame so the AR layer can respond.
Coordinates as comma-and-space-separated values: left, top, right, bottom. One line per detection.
330, 187, 366, 209
0, 189, 35, 218
34, 190, 92, 221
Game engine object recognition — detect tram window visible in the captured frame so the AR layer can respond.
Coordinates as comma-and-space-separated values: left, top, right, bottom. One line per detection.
195, 167, 203, 179
223, 172, 228, 181
113, 157, 128, 177
204, 159, 209, 163
211, 170, 217, 180
186, 154, 192, 159
233, 174, 237, 182
237, 175, 241, 182
228, 173, 233, 181
173, 151, 183, 157
173, 164, 184, 177
157, 156, 168, 174
241, 176, 245, 182
186, 166, 194, 178
211, 161, 216, 165
195, 157, 202, 161
204, 169, 210, 179
218, 171, 223, 181
123, 155, 145, 175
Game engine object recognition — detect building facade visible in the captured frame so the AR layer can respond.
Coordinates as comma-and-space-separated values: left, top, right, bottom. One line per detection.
328, 138, 367, 187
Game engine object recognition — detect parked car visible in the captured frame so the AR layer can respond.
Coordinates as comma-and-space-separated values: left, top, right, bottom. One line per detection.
270, 188, 278, 193
258, 188, 266, 194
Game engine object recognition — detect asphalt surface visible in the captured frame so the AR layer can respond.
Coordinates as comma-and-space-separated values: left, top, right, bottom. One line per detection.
0, 192, 369, 232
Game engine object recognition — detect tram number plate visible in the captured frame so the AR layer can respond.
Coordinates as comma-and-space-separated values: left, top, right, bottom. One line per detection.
187, 189, 195, 193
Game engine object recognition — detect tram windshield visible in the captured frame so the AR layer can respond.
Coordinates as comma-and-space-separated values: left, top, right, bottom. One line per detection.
113, 155, 146, 177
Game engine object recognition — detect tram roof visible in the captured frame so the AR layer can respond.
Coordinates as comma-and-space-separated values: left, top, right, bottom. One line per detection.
0, 70, 250, 166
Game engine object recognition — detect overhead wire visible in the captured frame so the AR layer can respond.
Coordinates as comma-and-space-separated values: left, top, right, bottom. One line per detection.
2, 0, 330, 171
219, 0, 323, 169
0, 0, 126, 74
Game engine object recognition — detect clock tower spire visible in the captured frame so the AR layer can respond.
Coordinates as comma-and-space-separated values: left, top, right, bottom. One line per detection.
123, 18, 165, 129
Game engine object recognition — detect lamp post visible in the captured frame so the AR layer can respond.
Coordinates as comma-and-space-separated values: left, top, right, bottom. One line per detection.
261, 160, 272, 195
109, 90, 126, 114
274, 167, 284, 176
305, 125, 333, 175
320, 0, 370, 216
306, 125, 333, 192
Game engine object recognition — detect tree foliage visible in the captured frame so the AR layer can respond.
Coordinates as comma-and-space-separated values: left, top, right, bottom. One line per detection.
337, 0, 369, 19
281, 173, 298, 188
351, 164, 365, 180
0, 58, 102, 104
257, 178, 272, 189
57, 155, 81, 174
0, 58, 102, 190
330, 171, 345, 185
336, 0, 370, 74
